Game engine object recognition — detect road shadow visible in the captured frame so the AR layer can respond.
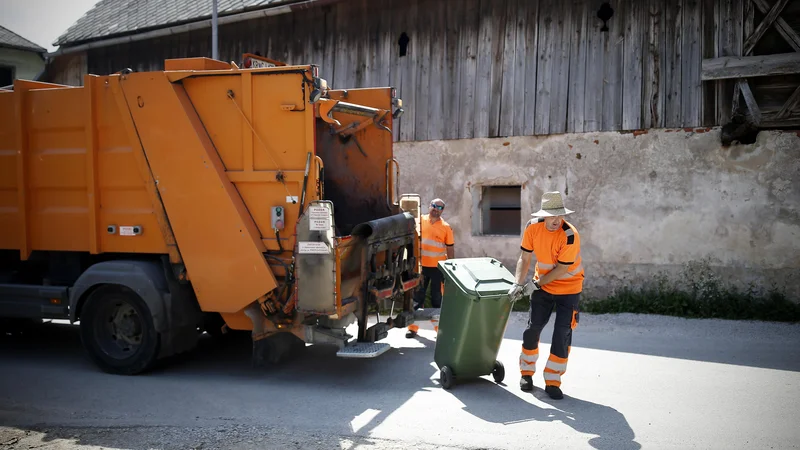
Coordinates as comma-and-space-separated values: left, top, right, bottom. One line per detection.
0, 320, 457, 449
502, 311, 800, 373
445, 378, 641, 450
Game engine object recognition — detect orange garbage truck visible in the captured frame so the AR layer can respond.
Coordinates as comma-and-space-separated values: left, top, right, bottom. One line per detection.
0, 55, 422, 375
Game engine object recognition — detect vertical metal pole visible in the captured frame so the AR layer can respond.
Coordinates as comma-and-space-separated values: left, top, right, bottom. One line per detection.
212, 0, 219, 60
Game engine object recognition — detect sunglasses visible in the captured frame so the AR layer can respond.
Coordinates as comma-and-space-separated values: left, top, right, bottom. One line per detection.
430, 203, 444, 210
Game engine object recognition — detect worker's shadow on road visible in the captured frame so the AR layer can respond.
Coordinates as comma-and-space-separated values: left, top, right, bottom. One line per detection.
447, 379, 641, 450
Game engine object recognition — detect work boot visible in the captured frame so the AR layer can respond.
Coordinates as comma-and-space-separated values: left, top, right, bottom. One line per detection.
520, 375, 533, 392
545, 385, 564, 400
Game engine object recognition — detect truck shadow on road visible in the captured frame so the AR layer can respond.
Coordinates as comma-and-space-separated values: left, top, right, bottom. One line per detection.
0, 323, 638, 450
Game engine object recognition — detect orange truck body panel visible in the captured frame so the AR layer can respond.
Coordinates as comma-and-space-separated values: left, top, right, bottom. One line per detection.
1, 56, 419, 375
0, 60, 399, 318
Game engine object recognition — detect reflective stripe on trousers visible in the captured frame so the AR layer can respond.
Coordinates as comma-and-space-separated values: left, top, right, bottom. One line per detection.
519, 345, 539, 376
542, 353, 569, 387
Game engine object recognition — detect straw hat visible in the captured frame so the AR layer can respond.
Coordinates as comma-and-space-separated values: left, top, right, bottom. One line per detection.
532, 191, 574, 217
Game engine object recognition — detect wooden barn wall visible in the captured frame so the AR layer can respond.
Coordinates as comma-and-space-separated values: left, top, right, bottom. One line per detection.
83, 0, 772, 142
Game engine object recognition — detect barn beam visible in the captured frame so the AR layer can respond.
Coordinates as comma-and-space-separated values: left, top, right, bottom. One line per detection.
749, 0, 800, 52
702, 52, 800, 80
737, 79, 762, 124
775, 85, 800, 120
743, 0, 790, 55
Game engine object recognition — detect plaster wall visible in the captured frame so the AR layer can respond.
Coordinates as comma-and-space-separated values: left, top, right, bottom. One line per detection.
0, 48, 44, 81
393, 128, 800, 302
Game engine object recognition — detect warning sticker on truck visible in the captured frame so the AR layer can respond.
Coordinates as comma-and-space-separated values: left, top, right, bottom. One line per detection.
298, 241, 330, 254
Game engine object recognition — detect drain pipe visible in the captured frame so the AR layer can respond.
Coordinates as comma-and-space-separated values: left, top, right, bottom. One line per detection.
212, 0, 219, 60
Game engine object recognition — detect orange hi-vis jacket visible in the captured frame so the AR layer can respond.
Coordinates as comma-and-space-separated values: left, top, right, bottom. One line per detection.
420, 214, 454, 268
520, 218, 584, 295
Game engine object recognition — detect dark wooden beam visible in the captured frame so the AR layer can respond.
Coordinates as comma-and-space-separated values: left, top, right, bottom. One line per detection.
702, 52, 800, 80
743, 0, 790, 55
749, 0, 800, 53
737, 78, 762, 124
776, 85, 800, 119
760, 111, 800, 128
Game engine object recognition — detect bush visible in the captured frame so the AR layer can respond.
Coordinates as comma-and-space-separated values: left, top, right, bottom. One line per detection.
582, 259, 800, 323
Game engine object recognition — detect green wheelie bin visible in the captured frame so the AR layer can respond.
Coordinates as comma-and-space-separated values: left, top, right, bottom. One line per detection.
434, 257, 517, 389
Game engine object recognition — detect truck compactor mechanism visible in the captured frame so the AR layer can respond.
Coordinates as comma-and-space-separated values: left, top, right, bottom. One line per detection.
0, 55, 422, 375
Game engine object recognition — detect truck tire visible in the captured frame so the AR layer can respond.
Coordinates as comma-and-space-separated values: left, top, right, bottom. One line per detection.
79, 285, 160, 375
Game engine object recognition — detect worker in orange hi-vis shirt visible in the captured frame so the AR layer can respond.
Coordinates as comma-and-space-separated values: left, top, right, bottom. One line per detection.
507, 191, 584, 400
406, 198, 454, 339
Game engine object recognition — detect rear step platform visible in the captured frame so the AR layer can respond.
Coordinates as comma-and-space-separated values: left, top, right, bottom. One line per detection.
336, 342, 391, 358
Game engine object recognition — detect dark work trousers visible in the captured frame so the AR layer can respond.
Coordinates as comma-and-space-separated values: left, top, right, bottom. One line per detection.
414, 266, 443, 308
519, 289, 581, 387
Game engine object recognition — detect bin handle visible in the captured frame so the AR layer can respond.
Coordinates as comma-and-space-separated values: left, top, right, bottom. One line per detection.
474, 278, 515, 298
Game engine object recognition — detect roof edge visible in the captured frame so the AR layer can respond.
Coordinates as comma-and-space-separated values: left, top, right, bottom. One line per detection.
52, 0, 337, 50
0, 42, 47, 54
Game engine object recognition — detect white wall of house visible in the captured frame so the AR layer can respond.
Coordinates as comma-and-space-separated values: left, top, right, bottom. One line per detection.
394, 128, 800, 302
0, 47, 44, 81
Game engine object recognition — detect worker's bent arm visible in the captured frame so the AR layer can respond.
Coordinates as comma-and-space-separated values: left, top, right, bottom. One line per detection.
538, 263, 570, 286
446, 245, 454, 260
514, 251, 533, 285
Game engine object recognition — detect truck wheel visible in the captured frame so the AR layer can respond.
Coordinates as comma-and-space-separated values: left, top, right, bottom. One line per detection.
79, 285, 159, 375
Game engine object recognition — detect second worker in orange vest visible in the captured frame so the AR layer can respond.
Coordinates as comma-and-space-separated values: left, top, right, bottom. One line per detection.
406, 198, 454, 338
508, 191, 584, 400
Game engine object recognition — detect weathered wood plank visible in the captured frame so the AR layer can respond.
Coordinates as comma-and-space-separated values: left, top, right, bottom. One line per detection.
399, 0, 418, 141
414, 0, 432, 142
643, 0, 664, 128
443, 0, 462, 140
376, 0, 392, 87
583, 2, 605, 132
332, 2, 350, 89
534, 0, 556, 135
523, 0, 540, 136
567, 0, 588, 133
750, 0, 800, 52
760, 111, 800, 127
682, 0, 702, 127
458, 0, 480, 139
322, 5, 336, 85
776, 85, 800, 119
512, 0, 530, 136
488, 0, 506, 137
623, 0, 644, 130
716, 0, 743, 125
474, 0, 494, 138
702, 52, 800, 79
602, 0, 625, 131
738, 78, 762, 123
664, 0, 683, 127
743, 0, 791, 55
498, 0, 518, 137
427, 0, 446, 140
386, 0, 402, 142
549, 0, 571, 134
355, 0, 369, 87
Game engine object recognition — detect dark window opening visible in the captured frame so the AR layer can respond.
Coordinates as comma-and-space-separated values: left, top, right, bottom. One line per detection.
0, 66, 14, 87
398, 32, 409, 57
480, 186, 521, 235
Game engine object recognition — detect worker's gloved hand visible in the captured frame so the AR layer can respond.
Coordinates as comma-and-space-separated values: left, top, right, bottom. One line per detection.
507, 283, 525, 300
521, 279, 541, 296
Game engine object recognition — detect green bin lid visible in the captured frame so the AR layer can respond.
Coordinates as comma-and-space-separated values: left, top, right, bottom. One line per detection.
438, 257, 516, 297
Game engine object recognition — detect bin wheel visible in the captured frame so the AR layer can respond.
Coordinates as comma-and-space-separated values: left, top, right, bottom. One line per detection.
440, 366, 454, 390
492, 360, 505, 383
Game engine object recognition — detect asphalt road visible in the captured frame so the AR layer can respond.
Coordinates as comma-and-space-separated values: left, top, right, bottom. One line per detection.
1, 311, 799, 450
